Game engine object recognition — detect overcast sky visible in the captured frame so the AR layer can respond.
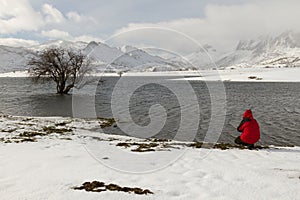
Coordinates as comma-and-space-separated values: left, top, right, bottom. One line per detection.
0, 0, 300, 54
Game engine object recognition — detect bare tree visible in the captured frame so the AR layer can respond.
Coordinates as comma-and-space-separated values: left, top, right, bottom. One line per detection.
117, 71, 123, 77
28, 48, 93, 94
117, 70, 128, 77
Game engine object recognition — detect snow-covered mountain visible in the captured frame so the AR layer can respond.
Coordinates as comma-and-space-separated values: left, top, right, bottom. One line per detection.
84, 42, 188, 72
216, 31, 300, 68
0, 40, 188, 73
184, 44, 223, 69
1, 31, 300, 73
183, 31, 300, 69
0, 45, 36, 73
0, 40, 90, 73
29, 40, 88, 52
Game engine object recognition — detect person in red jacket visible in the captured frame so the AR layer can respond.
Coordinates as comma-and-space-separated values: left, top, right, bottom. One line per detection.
235, 109, 260, 149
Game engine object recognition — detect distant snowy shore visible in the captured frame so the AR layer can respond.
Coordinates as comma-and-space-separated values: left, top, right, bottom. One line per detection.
0, 67, 299, 82
0, 115, 299, 199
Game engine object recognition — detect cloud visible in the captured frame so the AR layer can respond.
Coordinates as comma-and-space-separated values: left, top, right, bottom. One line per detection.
0, 0, 67, 35
41, 29, 103, 43
42, 3, 65, 24
66, 12, 82, 23
41, 29, 71, 39
1, 0, 300, 53
0, 0, 98, 42
73, 35, 103, 43
112, 0, 300, 53
0, 37, 39, 47
0, 0, 44, 34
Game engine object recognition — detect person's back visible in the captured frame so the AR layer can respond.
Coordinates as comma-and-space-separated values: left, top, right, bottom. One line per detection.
235, 109, 260, 148
239, 118, 260, 144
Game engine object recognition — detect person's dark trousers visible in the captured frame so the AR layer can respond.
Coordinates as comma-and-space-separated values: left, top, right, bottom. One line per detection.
235, 136, 255, 149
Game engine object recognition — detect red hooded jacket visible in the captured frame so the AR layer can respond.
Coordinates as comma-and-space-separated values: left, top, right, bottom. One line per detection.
237, 110, 260, 144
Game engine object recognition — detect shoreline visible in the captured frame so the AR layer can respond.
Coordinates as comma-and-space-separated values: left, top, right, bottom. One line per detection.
0, 114, 299, 199
0, 114, 298, 148
0, 67, 300, 82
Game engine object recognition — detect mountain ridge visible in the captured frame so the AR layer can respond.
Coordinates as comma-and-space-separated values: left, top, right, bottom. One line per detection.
1, 31, 300, 73
215, 31, 300, 68
0, 40, 189, 73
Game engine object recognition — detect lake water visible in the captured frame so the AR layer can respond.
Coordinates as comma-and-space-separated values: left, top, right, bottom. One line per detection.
0, 77, 299, 146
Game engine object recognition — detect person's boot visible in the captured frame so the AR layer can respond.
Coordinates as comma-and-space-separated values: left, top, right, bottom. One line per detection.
248, 144, 255, 150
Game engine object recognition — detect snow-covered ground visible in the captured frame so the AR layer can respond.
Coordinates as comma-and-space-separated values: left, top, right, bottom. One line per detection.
0, 115, 299, 199
0, 70, 29, 77
1, 67, 300, 82
177, 67, 300, 82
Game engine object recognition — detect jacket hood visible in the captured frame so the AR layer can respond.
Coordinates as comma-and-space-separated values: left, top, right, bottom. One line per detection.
243, 109, 253, 119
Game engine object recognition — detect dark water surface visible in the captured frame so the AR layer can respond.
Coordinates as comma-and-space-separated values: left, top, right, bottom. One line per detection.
0, 77, 299, 146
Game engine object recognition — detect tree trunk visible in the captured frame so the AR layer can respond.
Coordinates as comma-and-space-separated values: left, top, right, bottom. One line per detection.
56, 81, 66, 94
63, 84, 74, 94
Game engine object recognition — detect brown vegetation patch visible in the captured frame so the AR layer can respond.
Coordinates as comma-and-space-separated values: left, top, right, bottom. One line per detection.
1, 128, 17, 133
73, 181, 153, 195
55, 121, 71, 126
98, 118, 116, 128
116, 142, 159, 152
19, 131, 46, 137
42, 126, 73, 134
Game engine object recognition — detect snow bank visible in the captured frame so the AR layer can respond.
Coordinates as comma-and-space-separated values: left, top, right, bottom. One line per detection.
1, 67, 300, 82
0, 115, 299, 199
0, 70, 29, 77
